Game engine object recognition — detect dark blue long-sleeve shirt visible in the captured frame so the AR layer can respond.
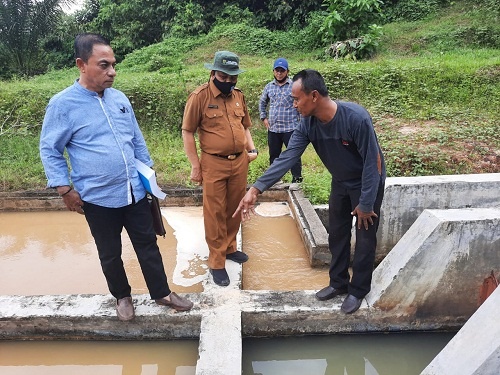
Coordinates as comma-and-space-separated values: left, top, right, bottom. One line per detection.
253, 101, 386, 212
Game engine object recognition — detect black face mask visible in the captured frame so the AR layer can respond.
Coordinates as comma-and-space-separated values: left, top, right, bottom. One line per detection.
213, 77, 235, 95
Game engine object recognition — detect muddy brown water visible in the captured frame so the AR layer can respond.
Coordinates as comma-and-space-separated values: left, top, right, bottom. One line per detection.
242, 202, 329, 290
0, 203, 327, 295
0, 340, 199, 374
0, 210, 202, 295
0, 333, 454, 375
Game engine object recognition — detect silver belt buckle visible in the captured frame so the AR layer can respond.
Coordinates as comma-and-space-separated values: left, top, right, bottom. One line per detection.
227, 154, 236, 160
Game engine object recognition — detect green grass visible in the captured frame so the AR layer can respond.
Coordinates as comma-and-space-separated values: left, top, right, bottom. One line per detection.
0, 134, 46, 191
0, 0, 499, 203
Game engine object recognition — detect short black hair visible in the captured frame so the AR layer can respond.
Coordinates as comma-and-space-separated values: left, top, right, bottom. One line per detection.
74, 33, 110, 63
292, 69, 329, 97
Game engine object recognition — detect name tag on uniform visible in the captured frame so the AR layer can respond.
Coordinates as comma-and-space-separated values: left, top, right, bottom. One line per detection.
208, 104, 218, 108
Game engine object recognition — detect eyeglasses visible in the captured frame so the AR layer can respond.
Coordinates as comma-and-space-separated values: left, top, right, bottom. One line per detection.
215, 71, 238, 83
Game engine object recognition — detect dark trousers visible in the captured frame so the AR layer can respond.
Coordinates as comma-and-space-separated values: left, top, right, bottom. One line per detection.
83, 196, 171, 300
328, 179, 385, 298
268, 131, 302, 180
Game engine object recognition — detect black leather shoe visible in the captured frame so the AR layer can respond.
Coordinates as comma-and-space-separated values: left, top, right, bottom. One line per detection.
210, 268, 230, 286
226, 251, 249, 264
341, 294, 363, 314
315, 286, 348, 301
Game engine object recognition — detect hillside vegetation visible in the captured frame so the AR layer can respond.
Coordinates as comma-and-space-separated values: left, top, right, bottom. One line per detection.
0, 0, 499, 203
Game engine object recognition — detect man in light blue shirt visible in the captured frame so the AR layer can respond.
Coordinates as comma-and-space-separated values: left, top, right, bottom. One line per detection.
39, 33, 193, 321
259, 58, 302, 183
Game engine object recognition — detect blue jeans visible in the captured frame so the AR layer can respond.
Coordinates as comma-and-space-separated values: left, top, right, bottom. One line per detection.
83, 196, 171, 300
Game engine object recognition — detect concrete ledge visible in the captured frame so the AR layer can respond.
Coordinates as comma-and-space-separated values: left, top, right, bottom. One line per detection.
0, 188, 206, 211
0, 291, 464, 341
288, 190, 330, 266
0, 190, 67, 211
0, 294, 201, 340
0, 185, 289, 211
241, 290, 464, 337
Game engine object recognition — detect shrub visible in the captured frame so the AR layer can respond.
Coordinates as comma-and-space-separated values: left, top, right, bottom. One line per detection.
451, 26, 500, 48
325, 24, 383, 60
115, 73, 191, 132
320, 0, 384, 42
296, 10, 330, 50
119, 37, 205, 73
384, 0, 448, 22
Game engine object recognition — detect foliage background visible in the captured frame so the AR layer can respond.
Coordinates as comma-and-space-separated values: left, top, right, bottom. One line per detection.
0, 0, 499, 203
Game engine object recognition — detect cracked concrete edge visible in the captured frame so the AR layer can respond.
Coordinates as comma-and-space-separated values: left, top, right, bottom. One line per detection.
0, 290, 467, 341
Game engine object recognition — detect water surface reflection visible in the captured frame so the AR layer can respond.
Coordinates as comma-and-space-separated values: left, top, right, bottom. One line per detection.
0, 340, 198, 375
243, 332, 455, 375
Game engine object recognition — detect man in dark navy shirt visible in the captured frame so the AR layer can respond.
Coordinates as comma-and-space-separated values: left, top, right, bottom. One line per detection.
234, 69, 386, 314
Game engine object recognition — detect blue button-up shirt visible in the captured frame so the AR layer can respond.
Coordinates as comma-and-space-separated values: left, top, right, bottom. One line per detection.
259, 77, 300, 133
40, 80, 152, 208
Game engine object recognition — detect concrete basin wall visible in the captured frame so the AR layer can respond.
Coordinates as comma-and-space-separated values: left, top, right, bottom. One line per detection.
314, 173, 500, 264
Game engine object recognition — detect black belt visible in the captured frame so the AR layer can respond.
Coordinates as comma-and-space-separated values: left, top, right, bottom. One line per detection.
209, 152, 242, 160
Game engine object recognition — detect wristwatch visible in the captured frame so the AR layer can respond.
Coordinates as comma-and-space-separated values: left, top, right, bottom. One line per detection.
248, 149, 259, 155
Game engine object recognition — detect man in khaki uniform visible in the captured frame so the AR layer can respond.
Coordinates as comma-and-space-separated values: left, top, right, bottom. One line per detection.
182, 51, 258, 286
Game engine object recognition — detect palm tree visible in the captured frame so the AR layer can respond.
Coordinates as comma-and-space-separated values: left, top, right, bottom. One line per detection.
0, 0, 73, 76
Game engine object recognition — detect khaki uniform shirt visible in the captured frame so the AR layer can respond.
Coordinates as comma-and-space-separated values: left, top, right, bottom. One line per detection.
182, 80, 252, 155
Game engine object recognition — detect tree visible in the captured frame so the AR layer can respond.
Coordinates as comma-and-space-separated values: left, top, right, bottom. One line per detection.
0, 0, 72, 76
88, 0, 177, 59
246, 0, 321, 30
42, 13, 86, 70
84, 0, 323, 59
320, 0, 384, 42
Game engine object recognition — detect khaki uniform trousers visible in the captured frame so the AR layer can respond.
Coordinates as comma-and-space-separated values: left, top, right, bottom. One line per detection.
201, 152, 249, 269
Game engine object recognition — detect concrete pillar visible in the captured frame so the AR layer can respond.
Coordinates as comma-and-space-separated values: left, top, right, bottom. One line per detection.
367, 208, 500, 320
